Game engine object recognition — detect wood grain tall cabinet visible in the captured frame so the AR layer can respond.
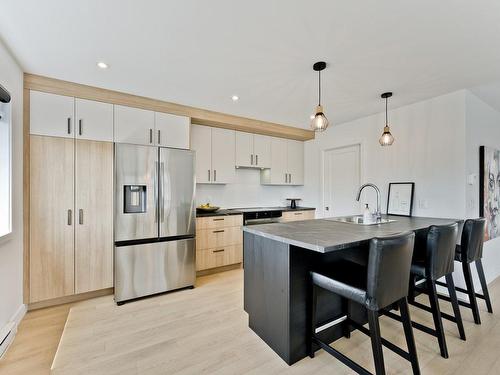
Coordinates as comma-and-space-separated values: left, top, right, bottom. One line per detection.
28, 90, 114, 304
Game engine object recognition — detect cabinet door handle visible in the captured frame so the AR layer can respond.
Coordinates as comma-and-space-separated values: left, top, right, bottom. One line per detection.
79, 209, 84, 224
208, 169, 211, 181
213, 229, 225, 233
294, 212, 302, 215
213, 218, 225, 221
289, 173, 292, 184
256, 155, 258, 165
214, 170, 217, 182
158, 129, 161, 145
78, 119, 82, 136
67, 118, 71, 134
251, 154, 253, 165
213, 249, 225, 253
285, 173, 287, 183
149, 128, 153, 144
67, 209, 72, 225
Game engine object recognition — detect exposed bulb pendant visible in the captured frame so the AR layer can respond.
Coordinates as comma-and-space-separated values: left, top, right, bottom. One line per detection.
310, 61, 329, 132
379, 92, 395, 146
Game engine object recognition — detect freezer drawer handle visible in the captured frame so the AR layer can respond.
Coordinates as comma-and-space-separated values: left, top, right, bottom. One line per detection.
213, 230, 225, 233
213, 249, 225, 253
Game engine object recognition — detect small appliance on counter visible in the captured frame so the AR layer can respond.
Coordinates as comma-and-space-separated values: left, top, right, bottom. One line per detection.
286, 198, 301, 209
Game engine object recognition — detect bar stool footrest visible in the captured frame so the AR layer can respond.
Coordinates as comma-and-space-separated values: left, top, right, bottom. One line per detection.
312, 336, 372, 375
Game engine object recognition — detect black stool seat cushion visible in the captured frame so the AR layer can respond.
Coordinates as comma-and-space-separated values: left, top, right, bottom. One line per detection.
311, 261, 367, 306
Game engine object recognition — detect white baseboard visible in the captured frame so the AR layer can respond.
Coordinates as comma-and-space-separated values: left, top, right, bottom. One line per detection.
0, 304, 27, 359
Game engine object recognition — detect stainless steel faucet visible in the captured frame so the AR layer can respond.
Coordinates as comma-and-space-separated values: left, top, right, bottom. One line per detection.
356, 183, 382, 222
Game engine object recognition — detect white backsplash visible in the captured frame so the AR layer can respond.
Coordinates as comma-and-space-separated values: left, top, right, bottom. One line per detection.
195, 168, 302, 209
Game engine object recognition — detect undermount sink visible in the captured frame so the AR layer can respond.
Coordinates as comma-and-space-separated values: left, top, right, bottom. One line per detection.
327, 215, 397, 225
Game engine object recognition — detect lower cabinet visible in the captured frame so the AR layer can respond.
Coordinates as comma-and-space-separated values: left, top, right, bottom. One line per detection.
281, 210, 315, 222
30, 136, 75, 302
74, 140, 114, 294
196, 215, 243, 272
29, 135, 113, 303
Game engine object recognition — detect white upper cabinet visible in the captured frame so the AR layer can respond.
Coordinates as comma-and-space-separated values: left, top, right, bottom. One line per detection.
211, 127, 235, 184
261, 137, 304, 185
235, 132, 271, 169
235, 132, 254, 167
191, 124, 212, 184
154, 112, 190, 149
287, 140, 304, 185
253, 134, 271, 169
30, 91, 75, 138
75, 98, 113, 142
114, 105, 155, 145
191, 125, 235, 184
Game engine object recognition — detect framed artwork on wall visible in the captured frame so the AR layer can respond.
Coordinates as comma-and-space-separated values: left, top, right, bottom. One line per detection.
480, 146, 500, 241
387, 182, 415, 217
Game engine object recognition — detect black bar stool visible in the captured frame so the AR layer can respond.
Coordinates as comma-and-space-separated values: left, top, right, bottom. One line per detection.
435, 218, 492, 324
402, 223, 464, 359
308, 232, 420, 375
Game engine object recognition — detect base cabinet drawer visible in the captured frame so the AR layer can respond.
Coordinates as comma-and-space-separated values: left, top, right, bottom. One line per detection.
196, 214, 243, 230
196, 226, 242, 250
196, 245, 243, 271
281, 210, 315, 222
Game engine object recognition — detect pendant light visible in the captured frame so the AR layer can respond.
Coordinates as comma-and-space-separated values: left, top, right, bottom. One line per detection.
379, 92, 394, 146
310, 61, 329, 132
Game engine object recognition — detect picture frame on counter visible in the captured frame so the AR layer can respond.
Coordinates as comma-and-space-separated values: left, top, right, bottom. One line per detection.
387, 182, 414, 217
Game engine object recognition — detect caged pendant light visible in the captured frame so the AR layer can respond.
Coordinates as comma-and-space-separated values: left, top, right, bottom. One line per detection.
310, 61, 329, 132
379, 92, 395, 146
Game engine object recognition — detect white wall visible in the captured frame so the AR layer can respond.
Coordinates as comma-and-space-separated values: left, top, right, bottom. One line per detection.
465, 91, 500, 284
301, 91, 467, 220
0, 39, 25, 336
196, 168, 302, 208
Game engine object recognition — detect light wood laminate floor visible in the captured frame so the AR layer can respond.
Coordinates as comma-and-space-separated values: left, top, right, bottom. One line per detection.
1, 270, 499, 374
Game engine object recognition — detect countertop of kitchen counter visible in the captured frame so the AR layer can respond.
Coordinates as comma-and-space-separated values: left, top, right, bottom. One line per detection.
243, 215, 461, 253
196, 206, 316, 218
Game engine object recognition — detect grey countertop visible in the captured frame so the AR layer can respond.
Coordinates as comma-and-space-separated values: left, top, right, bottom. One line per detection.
243, 215, 461, 253
196, 206, 316, 218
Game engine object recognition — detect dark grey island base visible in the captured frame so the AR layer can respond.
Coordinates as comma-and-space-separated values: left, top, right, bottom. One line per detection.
243, 216, 461, 365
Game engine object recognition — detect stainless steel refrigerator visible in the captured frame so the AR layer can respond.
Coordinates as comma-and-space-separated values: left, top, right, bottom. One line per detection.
114, 143, 196, 304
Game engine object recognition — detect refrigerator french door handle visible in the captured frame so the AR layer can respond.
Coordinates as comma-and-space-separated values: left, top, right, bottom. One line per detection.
159, 161, 166, 223
154, 161, 159, 223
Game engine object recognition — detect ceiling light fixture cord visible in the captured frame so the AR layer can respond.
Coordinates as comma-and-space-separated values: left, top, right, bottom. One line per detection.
318, 70, 321, 106
385, 96, 388, 125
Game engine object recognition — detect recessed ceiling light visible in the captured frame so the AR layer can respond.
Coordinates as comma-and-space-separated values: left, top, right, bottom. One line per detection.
97, 62, 108, 69
231, 95, 239, 102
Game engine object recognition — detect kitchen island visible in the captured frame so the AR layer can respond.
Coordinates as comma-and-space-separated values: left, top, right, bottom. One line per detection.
243, 215, 460, 365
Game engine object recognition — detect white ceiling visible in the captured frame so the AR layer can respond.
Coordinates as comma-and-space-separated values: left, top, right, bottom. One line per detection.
2, 0, 500, 128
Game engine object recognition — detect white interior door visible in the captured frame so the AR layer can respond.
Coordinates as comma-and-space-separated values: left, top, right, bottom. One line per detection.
323, 144, 361, 217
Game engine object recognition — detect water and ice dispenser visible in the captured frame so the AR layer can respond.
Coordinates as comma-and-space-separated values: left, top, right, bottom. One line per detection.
123, 185, 147, 213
